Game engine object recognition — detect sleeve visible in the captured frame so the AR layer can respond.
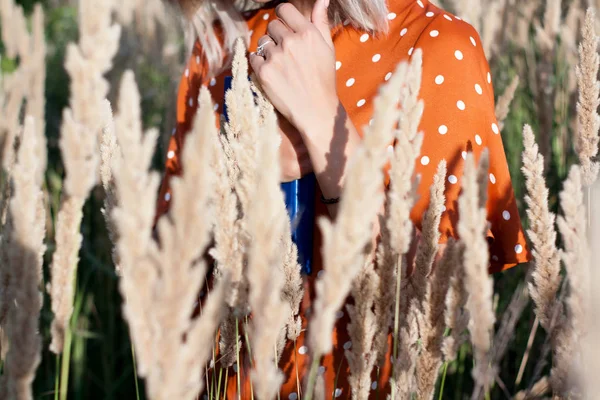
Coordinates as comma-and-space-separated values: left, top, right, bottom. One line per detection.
406, 14, 531, 273
154, 43, 207, 229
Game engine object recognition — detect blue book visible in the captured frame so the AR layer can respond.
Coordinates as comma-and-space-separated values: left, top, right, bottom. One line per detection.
223, 76, 315, 274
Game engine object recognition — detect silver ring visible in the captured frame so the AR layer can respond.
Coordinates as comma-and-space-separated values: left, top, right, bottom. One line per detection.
256, 39, 274, 58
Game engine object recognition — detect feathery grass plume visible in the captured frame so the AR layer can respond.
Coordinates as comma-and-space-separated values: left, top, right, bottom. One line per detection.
521, 125, 562, 332
534, 0, 562, 166
458, 152, 495, 397
575, 8, 600, 186
495, 75, 520, 132
417, 238, 461, 395
345, 256, 379, 400
113, 71, 226, 399
48, 0, 120, 354
0, 0, 30, 167
552, 165, 590, 396
306, 51, 422, 400
111, 71, 161, 377
414, 162, 450, 400
246, 81, 290, 400
442, 242, 468, 362
0, 116, 46, 400
250, 80, 304, 342
99, 100, 121, 269
408, 160, 446, 317
582, 179, 600, 397
373, 50, 424, 370
219, 38, 262, 313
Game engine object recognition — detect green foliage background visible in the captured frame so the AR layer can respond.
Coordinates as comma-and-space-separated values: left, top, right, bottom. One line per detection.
2, 1, 581, 398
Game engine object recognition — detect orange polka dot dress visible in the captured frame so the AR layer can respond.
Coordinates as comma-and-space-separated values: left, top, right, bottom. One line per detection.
154, 0, 531, 398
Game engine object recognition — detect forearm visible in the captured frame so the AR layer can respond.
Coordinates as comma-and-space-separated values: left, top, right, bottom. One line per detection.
297, 99, 363, 218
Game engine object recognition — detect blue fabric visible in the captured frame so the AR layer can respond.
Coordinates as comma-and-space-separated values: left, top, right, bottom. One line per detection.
223, 76, 315, 274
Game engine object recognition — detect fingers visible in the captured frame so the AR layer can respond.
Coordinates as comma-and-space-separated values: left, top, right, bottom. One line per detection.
275, 2, 310, 33
267, 19, 291, 44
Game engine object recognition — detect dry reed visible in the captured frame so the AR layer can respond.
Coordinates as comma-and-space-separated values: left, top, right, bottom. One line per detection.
458, 151, 495, 398
0, 117, 46, 400
48, 0, 121, 353
575, 8, 600, 186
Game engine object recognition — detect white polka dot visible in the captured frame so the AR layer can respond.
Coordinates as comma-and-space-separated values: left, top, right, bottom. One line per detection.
165, 192, 171, 201
417, 0, 424, 8
421, 156, 430, 165
492, 123, 499, 134
213, 103, 219, 111
263, 13, 270, 20
248, 29, 254, 37
444, 14, 453, 21
492, 255, 499, 261
185, 68, 190, 78
360, 33, 369, 42
503, 210, 511, 220
318, 366, 326, 375
438, 125, 448, 135
387, 12, 397, 20
408, 47, 414, 55
435, 75, 445, 84
167, 150, 175, 159
455, 16, 462, 20
336, 61, 342, 70
369, 118, 374, 126
489, 173, 496, 184
371, 382, 378, 390
475, 134, 482, 145
289, 394, 298, 400
430, 30, 439, 37
475, 84, 483, 95
196, 55, 201, 64
335, 310, 344, 319
343, 341, 352, 350
298, 345, 308, 355
346, 78, 355, 87
426, 11, 435, 17
400, 28, 408, 37
385, 72, 392, 81
448, 175, 458, 184
171, 128, 176, 136
441, 205, 447, 212
462, 151, 467, 160
470, 36, 477, 46
457, 100, 466, 110
372, 53, 381, 62
455, 50, 464, 60
515, 244, 523, 254
487, 72, 492, 83
188, 98, 194, 107
357, 99, 366, 107
210, 77, 217, 86
335, 388, 343, 398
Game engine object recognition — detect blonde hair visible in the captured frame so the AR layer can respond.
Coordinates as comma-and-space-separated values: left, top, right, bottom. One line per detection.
183, 0, 390, 77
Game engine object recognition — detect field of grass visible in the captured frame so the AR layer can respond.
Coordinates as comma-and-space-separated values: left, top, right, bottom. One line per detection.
0, 0, 597, 399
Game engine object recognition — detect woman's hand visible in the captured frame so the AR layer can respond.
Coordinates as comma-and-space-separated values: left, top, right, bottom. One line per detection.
278, 112, 313, 182
249, 0, 338, 136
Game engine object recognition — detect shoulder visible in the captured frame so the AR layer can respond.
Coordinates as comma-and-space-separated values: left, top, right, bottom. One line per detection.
410, 8, 491, 80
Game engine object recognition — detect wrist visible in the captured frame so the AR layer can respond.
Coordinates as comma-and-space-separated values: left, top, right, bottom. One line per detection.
293, 95, 341, 139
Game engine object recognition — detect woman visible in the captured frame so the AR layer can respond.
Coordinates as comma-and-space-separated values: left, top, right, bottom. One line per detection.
155, 0, 531, 397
